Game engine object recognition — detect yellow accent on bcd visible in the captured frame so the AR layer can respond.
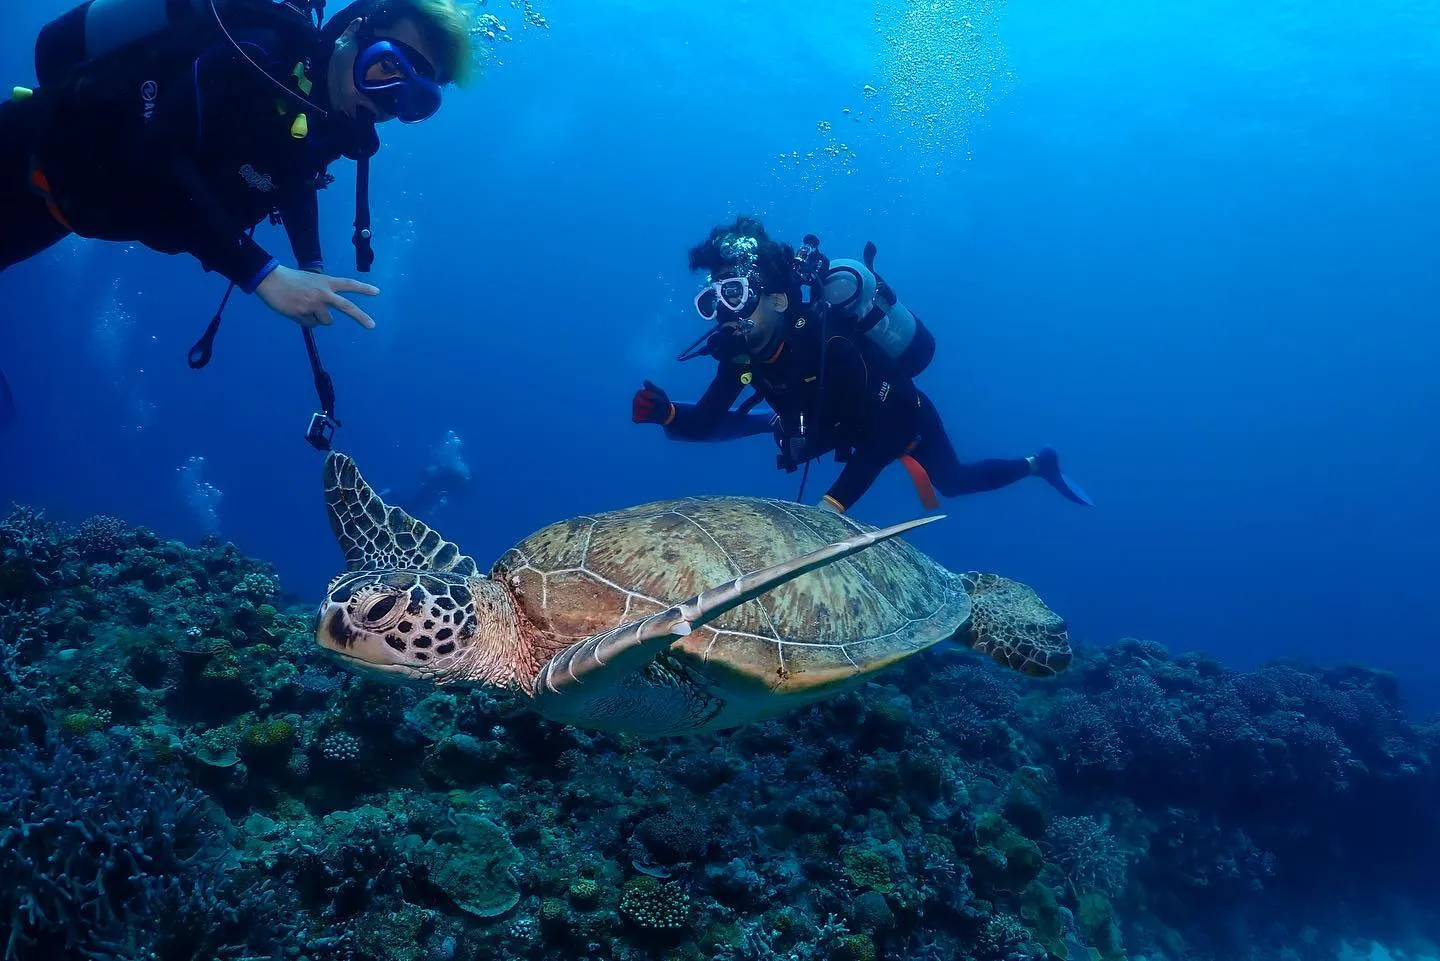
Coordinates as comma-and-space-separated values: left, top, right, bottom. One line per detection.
291, 114, 309, 139
11, 86, 34, 101
740, 371, 752, 385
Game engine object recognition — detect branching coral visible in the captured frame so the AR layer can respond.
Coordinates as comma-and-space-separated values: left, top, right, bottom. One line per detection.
0, 727, 297, 960
1041, 815, 1133, 898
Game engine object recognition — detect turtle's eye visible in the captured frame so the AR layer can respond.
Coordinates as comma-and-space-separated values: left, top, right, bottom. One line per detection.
362, 593, 400, 626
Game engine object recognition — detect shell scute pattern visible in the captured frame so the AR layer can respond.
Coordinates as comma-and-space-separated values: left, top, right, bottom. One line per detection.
496, 496, 970, 697
533, 567, 630, 640
581, 509, 738, 611
512, 516, 592, 570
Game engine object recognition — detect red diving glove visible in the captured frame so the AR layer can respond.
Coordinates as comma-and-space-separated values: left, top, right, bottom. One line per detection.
632, 380, 675, 425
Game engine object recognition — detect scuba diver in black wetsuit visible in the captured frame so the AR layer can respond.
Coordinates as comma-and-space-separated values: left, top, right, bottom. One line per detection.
631, 216, 1093, 516
0, 0, 476, 440
0, 367, 14, 431
378, 429, 472, 516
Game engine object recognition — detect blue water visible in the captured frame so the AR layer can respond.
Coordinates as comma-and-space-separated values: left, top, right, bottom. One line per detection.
2, 0, 1438, 712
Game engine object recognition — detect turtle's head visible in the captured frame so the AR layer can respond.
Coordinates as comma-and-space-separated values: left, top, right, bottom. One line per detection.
317, 569, 479, 681
317, 451, 496, 683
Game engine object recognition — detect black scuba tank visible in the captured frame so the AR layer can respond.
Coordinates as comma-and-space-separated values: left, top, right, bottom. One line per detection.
34, 0, 310, 92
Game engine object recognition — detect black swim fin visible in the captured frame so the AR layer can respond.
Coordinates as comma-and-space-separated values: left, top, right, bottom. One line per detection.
0, 366, 14, 430
1034, 447, 1092, 506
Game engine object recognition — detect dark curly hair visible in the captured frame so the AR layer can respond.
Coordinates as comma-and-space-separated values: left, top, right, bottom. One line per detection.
686, 216, 796, 296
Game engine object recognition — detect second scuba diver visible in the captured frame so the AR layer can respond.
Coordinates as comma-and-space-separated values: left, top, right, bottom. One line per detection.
0, 0, 476, 441
631, 216, 1092, 515
0, 0, 475, 330
377, 429, 473, 516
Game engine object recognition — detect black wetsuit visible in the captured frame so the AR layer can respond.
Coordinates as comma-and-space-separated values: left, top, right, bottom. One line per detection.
667, 313, 1033, 511
0, 11, 373, 290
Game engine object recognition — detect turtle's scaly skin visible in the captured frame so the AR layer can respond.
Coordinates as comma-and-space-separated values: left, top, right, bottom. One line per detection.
960, 572, 1071, 678
491, 497, 974, 734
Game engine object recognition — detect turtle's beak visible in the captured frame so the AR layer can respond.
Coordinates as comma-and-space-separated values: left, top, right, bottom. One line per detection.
314, 601, 425, 680
317, 603, 360, 652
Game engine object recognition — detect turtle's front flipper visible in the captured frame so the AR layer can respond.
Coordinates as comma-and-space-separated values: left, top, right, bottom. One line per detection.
531, 513, 945, 720
322, 451, 479, 576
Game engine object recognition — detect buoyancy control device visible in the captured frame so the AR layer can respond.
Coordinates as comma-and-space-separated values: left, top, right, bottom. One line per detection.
34, 0, 324, 94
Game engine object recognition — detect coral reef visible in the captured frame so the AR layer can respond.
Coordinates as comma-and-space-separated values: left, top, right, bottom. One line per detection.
0, 507, 1436, 961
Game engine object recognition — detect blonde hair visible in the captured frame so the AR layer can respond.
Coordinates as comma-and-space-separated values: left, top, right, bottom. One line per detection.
391, 0, 479, 87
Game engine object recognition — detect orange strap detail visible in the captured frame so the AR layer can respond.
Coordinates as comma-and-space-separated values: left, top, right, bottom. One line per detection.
900, 454, 940, 510
29, 168, 72, 232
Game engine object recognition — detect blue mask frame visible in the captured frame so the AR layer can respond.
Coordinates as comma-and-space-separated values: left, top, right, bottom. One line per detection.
353, 37, 443, 124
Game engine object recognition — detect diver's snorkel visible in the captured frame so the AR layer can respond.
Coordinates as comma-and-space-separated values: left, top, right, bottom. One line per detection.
676, 325, 722, 362
676, 318, 749, 363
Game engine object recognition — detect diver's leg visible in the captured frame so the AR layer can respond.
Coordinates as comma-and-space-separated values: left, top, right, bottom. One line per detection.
0, 195, 70, 269
911, 396, 1092, 505
909, 398, 1033, 497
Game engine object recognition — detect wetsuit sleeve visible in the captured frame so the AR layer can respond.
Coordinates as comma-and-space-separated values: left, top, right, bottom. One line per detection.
665, 368, 746, 440
665, 410, 776, 444
161, 154, 279, 292
824, 449, 892, 512
277, 182, 323, 272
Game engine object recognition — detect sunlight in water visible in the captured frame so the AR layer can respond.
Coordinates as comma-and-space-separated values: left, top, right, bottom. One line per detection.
775, 0, 1017, 190
875, 0, 1015, 166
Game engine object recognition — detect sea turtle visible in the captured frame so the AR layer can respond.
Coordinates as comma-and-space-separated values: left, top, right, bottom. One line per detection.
314, 452, 1072, 738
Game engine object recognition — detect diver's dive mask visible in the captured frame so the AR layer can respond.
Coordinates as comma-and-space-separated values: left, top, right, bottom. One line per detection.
694, 271, 760, 323
679, 267, 778, 362
353, 36, 443, 124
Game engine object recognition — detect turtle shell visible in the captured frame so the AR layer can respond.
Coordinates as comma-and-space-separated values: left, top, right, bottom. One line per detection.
491, 496, 971, 726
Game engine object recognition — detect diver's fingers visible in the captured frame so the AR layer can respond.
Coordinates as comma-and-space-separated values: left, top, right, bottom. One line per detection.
327, 292, 376, 330
329, 277, 381, 297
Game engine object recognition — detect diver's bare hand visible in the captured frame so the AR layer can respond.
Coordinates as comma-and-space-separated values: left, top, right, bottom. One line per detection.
257, 265, 378, 329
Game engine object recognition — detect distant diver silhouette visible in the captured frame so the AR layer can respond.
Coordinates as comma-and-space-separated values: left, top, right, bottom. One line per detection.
0, 366, 14, 429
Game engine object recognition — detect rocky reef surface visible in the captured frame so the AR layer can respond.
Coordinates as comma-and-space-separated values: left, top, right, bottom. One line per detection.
1, 505, 1436, 961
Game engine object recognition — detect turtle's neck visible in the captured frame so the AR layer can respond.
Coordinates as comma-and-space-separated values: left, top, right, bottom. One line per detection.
450, 578, 530, 690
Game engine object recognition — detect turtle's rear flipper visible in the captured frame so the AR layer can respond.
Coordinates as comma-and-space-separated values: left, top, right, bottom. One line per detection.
532, 513, 946, 719
959, 572, 1073, 677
